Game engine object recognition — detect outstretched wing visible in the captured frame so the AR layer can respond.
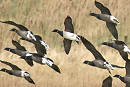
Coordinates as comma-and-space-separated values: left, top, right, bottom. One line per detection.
34, 41, 47, 56
12, 40, 27, 51
0, 21, 28, 31
126, 61, 130, 76
63, 39, 72, 54
24, 77, 35, 84
118, 50, 129, 61
102, 76, 112, 87
24, 59, 33, 66
106, 22, 118, 40
46, 58, 61, 73
81, 36, 105, 61
0, 60, 21, 70
95, 1, 111, 15
64, 16, 74, 33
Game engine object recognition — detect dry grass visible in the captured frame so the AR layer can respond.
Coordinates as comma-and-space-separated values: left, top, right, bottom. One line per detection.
0, 0, 129, 87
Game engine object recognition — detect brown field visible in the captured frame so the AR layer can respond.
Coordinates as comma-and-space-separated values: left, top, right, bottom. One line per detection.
0, 0, 129, 87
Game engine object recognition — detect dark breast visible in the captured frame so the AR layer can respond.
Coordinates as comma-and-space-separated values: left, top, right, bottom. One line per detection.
31, 55, 43, 64
11, 70, 22, 77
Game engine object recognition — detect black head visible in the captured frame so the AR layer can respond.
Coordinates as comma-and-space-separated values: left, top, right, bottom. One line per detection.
113, 75, 120, 78
10, 28, 17, 32
89, 13, 97, 16
83, 61, 89, 64
0, 68, 7, 72
4, 48, 10, 51
52, 29, 59, 32
89, 13, 100, 19
101, 42, 108, 45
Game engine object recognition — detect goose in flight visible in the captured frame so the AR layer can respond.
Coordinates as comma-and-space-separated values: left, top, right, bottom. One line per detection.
102, 40, 130, 61
81, 36, 124, 74
0, 60, 35, 84
52, 16, 80, 54
21, 35, 48, 56
4, 40, 33, 66
113, 60, 130, 87
21, 53, 61, 73
90, 1, 120, 40
0, 21, 36, 41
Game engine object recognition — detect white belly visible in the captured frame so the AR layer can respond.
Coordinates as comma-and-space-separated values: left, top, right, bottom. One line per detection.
63, 32, 80, 41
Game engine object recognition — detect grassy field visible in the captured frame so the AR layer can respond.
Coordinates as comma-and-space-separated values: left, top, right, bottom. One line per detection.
0, 0, 129, 87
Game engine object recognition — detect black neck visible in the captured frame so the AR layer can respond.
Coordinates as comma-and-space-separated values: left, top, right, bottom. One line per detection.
102, 42, 114, 48
84, 61, 95, 66
90, 13, 100, 20
1, 69, 13, 75
57, 31, 63, 37
118, 75, 125, 82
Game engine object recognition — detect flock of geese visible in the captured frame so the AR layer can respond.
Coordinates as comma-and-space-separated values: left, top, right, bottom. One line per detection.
0, 0, 130, 87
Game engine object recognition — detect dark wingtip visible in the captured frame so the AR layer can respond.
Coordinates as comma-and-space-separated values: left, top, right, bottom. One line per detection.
52, 64, 61, 73
65, 51, 69, 55
31, 81, 35, 84
67, 15, 71, 19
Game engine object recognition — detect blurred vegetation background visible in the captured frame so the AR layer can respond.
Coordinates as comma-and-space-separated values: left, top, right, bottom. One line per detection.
0, 0, 129, 87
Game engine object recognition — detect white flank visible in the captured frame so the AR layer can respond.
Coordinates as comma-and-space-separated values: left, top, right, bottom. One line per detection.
104, 62, 114, 70
110, 16, 120, 24
27, 31, 36, 41
46, 58, 54, 66
40, 40, 49, 50
42, 58, 47, 65
21, 71, 25, 77
123, 45, 130, 53
63, 31, 80, 41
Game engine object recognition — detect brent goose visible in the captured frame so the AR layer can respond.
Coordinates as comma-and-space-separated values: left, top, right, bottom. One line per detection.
0, 21, 36, 41
52, 15, 80, 54
102, 40, 130, 61
90, 1, 120, 40
81, 36, 124, 74
4, 40, 33, 66
21, 53, 61, 73
113, 60, 130, 87
0, 60, 35, 84
21, 35, 48, 56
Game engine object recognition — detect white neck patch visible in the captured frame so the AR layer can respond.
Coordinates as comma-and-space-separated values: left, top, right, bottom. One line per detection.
104, 62, 114, 70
